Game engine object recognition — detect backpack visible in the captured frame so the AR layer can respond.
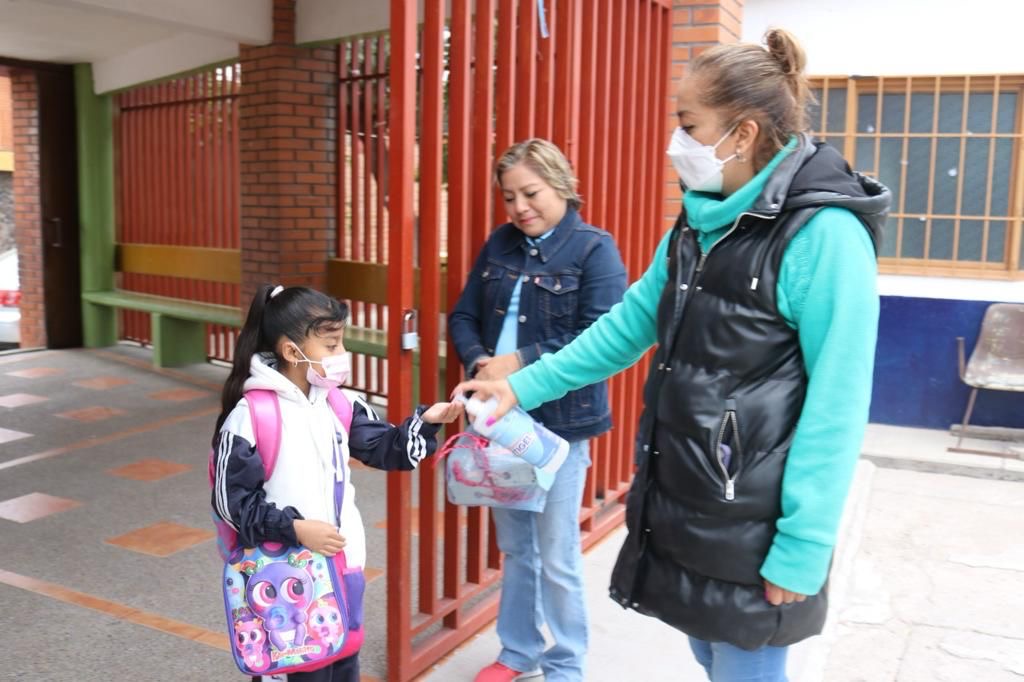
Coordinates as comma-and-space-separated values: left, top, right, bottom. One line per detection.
208, 387, 365, 675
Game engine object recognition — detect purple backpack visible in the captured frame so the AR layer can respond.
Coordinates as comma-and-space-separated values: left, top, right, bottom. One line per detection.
209, 388, 365, 675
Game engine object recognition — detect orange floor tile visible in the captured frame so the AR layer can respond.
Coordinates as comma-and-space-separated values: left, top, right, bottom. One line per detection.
363, 566, 384, 584
0, 393, 48, 408
148, 388, 211, 402
108, 458, 192, 482
0, 492, 82, 523
106, 521, 214, 557
73, 376, 134, 390
56, 406, 126, 422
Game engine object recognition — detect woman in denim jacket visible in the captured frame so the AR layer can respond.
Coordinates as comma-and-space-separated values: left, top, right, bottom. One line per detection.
448, 139, 627, 682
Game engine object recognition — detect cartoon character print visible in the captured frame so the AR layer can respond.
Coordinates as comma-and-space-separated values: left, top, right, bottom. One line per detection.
232, 607, 271, 672
307, 594, 345, 653
242, 550, 315, 653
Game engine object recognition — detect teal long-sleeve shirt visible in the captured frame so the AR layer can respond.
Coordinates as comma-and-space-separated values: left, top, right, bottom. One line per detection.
508, 148, 879, 596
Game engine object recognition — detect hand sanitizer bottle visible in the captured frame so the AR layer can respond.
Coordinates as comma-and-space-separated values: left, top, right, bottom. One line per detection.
459, 394, 570, 491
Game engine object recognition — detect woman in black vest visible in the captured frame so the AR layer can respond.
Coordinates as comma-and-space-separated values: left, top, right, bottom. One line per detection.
455, 29, 890, 682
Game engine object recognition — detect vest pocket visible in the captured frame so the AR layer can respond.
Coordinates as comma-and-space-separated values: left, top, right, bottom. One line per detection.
713, 399, 744, 501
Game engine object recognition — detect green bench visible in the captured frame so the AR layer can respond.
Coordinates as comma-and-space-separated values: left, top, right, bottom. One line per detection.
82, 244, 243, 367
82, 289, 242, 367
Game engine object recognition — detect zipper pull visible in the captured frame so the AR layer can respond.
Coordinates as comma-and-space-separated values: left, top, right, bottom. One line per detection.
725, 478, 735, 501
696, 252, 708, 273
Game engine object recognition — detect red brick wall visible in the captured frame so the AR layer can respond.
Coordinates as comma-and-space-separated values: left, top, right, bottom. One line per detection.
239, 0, 337, 300
664, 0, 743, 230
11, 70, 44, 348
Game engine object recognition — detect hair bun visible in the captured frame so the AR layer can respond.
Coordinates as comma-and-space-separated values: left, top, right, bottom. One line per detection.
764, 28, 806, 77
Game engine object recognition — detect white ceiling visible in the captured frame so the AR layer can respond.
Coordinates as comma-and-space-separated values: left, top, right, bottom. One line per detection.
0, 0, 404, 93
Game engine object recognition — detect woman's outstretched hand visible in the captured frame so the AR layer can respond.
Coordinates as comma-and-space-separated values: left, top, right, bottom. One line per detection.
451, 378, 520, 423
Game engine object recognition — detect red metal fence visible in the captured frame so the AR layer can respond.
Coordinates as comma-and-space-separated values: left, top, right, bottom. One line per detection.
382, 1, 671, 678
114, 65, 242, 362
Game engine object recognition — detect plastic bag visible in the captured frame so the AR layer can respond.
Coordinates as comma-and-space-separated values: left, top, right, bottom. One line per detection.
437, 432, 549, 512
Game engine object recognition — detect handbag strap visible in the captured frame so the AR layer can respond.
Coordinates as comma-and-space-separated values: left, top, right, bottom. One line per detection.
431, 432, 490, 468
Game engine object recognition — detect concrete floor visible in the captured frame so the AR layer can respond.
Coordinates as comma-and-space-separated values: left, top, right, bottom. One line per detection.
2, 345, 1022, 681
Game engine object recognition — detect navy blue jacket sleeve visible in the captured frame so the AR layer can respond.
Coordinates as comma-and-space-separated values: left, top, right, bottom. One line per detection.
517, 233, 628, 365
211, 430, 303, 547
347, 397, 441, 471
448, 246, 492, 374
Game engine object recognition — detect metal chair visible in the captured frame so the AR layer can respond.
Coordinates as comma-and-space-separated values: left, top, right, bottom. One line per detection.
952, 303, 1024, 455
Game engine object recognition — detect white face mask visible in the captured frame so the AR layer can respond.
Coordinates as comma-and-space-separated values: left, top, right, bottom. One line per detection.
666, 126, 737, 193
291, 345, 351, 388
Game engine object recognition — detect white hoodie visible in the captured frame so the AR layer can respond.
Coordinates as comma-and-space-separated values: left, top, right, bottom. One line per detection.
214, 353, 439, 568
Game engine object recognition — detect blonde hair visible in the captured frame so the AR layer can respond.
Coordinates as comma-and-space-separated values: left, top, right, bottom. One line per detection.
689, 28, 814, 168
494, 138, 582, 209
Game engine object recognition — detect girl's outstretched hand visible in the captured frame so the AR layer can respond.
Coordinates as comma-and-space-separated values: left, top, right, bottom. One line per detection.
421, 400, 464, 424
451, 378, 519, 423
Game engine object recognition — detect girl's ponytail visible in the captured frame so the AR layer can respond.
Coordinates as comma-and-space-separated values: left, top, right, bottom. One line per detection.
212, 284, 275, 446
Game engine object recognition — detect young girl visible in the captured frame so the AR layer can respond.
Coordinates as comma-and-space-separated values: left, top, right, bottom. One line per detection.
211, 284, 462, 682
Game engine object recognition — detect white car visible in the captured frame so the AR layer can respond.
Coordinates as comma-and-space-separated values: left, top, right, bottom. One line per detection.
0, 249, 20, 345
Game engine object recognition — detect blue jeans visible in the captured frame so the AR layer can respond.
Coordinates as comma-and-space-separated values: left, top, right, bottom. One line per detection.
492, 440, 591, 682
688, 637, 788, 682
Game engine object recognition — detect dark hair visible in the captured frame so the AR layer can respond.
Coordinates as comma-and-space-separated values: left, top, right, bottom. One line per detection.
211, 285, 349, 446
689, 28, 813, 168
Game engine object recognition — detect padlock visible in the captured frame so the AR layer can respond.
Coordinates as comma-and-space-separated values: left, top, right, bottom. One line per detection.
401, 310, 420, 351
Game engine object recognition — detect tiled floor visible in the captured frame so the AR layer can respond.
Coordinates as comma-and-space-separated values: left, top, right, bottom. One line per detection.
148, 387, 211, 402
56, 405, 126, 422
0, 392, 48, 408
5, 366, 61, 378
73, 376, 133, 390
108, 458, 192, 482
105, 521, 215, 557
0, 426, 32, 444
0, 492, 82, 523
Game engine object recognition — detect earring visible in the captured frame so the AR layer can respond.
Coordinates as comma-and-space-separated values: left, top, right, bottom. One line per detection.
737, 150, 747, 163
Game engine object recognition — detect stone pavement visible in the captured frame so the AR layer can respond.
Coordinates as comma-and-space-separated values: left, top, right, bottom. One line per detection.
1, 345, 1021, 681
423, 428, 1024, 681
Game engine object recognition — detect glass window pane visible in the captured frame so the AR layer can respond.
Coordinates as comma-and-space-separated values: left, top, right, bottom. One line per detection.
909, 93, 935, 133
938, 93, 964, 133
957, 220, 984, 261
880, 218, 899, 258
878, 138, 903, 210
996, 92, 1018, 134
855, 137, 875, 173
901, 217, 926, 258
825, 135, 845, 154
882, 93, 906, 133
986, 221, 1006, 264
991, 139, 1013, 217
929, 219, 955, 260
904, 138, 932, 215
961, 138, 991, 216
808, 88, 824, 132
825, 87, 847, 133
932, 139, 960, 215
966, 92, 994, 134
857, 93, 878, 133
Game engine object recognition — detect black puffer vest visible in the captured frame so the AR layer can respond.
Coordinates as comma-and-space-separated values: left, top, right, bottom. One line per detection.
609, 136, 890, 650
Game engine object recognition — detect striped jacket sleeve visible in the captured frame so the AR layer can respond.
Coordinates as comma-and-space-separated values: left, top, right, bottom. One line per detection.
211, 429, 304, 547
346, 397, 441, 470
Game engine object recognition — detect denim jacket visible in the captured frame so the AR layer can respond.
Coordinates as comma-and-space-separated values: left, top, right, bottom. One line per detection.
448, 207, 627, 441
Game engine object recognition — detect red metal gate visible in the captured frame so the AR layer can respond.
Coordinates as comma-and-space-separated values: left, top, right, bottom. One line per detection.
381, 1, 671, 678
114, 65, 241, 362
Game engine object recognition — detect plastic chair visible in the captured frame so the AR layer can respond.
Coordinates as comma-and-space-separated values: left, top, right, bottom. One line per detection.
953, 303, 1024, 454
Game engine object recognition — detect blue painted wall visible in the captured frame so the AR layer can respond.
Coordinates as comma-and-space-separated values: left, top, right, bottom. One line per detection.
872, 295, 1024, 429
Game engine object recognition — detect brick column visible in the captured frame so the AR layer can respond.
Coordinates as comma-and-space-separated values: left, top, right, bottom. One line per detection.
239, 0, 338, 300
663, 0, 744, 230
11, 70, 45, 348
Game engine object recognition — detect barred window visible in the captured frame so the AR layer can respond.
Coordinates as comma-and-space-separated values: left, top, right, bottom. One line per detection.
809, 76, 1024, 278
